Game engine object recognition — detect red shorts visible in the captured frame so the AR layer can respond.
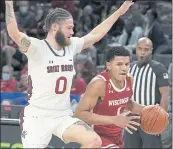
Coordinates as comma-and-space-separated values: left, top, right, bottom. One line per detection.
100, 132, 123, 148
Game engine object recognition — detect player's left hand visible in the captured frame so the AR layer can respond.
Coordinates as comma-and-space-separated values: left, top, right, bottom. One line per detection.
118, 1, 134, 15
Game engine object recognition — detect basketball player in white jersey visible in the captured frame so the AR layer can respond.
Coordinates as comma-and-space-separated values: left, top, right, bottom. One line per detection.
5, 0, 134, 148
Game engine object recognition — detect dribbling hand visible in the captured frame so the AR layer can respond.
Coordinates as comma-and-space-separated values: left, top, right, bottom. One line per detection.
113, 111, 140, 134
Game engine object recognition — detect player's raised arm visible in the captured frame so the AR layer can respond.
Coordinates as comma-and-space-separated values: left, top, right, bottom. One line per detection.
74, 77, 114, 125
5, 1, 31, 52
81, 1, 133, 50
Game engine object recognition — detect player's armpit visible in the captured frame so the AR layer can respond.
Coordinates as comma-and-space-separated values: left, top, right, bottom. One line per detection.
82, 34, 99, 50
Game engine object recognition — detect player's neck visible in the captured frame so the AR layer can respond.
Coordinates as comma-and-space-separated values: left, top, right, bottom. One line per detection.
111, 78, 125, 89
109, 73, 125, 89
45, 33, 62, 50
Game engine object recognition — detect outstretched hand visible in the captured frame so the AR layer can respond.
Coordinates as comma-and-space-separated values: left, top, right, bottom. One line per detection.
113, 111, 140, 134
5, 0, 13, 4
118, 1, 134, 15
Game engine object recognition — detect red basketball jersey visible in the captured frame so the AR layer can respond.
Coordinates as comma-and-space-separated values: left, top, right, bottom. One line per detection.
93, 71, 133, 136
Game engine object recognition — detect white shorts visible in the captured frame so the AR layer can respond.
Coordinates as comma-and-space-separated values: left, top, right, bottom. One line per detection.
20, 115, 81, 148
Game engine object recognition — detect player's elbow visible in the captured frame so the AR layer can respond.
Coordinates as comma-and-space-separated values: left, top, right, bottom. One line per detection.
7, 27, 19, 40
74, 109, 93, 125
74, 109, 86, 120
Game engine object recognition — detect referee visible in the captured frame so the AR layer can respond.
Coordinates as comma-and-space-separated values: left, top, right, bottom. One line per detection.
123, 37, 169, 148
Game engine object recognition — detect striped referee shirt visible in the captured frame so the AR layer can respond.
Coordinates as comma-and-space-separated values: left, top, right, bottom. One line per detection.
130, 60, 169, 106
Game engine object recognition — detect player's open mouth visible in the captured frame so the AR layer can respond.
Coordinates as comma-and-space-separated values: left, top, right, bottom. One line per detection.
120, 73, 126, 76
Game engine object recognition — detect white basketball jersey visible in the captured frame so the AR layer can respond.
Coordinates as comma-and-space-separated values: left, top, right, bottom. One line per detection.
23, 37, 84, 117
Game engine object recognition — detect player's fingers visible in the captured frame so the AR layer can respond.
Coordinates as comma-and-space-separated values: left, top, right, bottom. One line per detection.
124, 127, 133, 134
128, 115, 140, 120
129, 120, 140, 126
126, 124, 138, 131
126, 0, 134, 5
123, 111, 131, 116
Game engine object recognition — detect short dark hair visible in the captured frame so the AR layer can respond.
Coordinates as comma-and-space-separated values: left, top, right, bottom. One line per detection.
43, 8, 72, 32
106, 46, 130, 62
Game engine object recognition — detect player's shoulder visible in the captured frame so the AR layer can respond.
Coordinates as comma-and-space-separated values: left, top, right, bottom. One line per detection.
97, 70, 109, 81
29, 37, 44, 48
67, 37, 83, 51
87, 75, 106, 91
29, 37, 43, 43
70, 37, 83, 44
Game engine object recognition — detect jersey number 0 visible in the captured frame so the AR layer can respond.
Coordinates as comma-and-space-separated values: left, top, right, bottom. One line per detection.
28, 76, 67, 98
55, 77, 67, 94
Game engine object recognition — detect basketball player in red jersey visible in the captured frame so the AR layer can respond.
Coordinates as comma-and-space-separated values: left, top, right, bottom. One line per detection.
75, 47, 146, 148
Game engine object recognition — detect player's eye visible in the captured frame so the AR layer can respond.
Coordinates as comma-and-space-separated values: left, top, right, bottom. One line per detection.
126, 63, 130, 66
117, 63, 123, 66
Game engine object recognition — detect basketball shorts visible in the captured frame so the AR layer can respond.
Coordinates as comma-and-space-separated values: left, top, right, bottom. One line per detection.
100, 132, 123, 148
20, 115, 81, 148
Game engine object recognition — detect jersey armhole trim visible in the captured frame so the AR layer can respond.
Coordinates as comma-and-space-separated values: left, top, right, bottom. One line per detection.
97, 75, 106, 81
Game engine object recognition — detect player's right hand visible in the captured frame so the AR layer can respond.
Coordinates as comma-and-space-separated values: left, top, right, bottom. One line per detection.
113, 111, 140, 134
118, 1, 134, 15
5, 0, 13, 4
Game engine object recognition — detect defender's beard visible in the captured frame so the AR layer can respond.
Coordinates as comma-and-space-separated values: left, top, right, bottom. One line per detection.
55, 30, 71, 48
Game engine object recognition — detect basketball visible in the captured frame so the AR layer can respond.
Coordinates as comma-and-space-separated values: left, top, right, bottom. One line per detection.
140, 105, 169, 135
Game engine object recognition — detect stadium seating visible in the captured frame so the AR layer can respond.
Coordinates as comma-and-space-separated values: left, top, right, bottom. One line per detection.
153, 54, 172, 69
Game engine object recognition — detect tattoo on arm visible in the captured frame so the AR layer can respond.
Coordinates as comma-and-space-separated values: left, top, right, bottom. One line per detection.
6, 3, 13, 25
21, 37, 31, 48
74, 121, 94, 132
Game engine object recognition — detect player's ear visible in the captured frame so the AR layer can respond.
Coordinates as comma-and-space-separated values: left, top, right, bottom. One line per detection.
106, 62, 111, 71
51, 23, 59, 32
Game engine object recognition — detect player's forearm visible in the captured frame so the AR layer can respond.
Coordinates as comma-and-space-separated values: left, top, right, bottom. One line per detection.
89, 10, 121, 42
160, 94, 169, 111
126, 99, 145, 115
74, 110, 114, 125
5, 1, 20, 37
